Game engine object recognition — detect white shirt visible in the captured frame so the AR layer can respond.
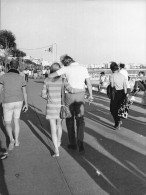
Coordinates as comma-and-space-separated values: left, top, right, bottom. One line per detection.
42, 69, 46, 74
120, 69, 131, 88
57, 62, 90, 89
110, 72, 126, 90
23, 70, 29, 74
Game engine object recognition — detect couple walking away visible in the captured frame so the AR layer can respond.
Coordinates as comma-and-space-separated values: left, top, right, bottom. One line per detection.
42, 55, 93, 157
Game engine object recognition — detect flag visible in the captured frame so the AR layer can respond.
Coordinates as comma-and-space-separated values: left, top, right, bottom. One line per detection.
48, 46, 53, 52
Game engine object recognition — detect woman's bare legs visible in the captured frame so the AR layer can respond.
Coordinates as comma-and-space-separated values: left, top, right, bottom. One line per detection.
49, 119, 59, 156
56, 119, 62, 147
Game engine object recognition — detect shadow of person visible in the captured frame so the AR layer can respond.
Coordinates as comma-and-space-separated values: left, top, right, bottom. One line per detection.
20, 105, 54, 156
61, 128, 146, 195
0, 143, 9, 195
19, 102, 146, 195
85, 100, 146, 137
0, 104, 9, 149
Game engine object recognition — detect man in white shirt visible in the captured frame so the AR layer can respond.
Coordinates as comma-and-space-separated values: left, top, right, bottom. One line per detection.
48, 55, 93, 153
23, 68, 29, 82
119, 63, 131, 94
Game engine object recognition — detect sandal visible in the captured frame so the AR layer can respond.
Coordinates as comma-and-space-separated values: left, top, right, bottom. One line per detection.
52, 153, 59, 157
52, 148, 59, 157
15, 142, 20, 147
58, 141, 61, 147
8, 140, 15, 151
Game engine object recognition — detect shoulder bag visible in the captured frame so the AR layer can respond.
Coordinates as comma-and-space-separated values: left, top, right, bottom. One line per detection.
107, 76, 116, 100
60, 78, 72, 119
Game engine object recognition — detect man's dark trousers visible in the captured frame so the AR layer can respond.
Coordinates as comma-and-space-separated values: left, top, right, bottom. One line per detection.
65, 92, 85, 146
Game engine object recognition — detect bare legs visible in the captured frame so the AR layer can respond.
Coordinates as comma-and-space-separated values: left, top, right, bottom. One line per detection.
5, 121, 15, 150
5, 122, 14, 142
5, 118, 20, 150
49, 119, 62, 157
13, 118, 20, 146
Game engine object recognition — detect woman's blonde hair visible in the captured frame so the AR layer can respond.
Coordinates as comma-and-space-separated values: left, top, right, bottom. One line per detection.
50, 62, 61, 73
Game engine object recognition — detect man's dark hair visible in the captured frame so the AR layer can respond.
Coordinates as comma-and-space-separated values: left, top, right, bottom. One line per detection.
60, 55, 75, 66
110, 62, 119, 72
139, 71, 145, 76
119, 63, 125, 69
10, 60, 19, 70
100, 72, 105, 75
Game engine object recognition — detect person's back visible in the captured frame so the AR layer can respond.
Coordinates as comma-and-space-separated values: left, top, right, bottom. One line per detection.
111, 72, 126, 90
45, 77, 62, 104
0, 60, 28, 151
1, 70, 25, 103
62, 63, 89, 89
119, 63, 131, 91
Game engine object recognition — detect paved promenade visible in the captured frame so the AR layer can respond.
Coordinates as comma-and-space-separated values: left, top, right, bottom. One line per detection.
0, 79, 146, 195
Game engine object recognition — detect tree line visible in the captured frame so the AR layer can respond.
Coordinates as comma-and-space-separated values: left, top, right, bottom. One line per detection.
0, 30, 38, 70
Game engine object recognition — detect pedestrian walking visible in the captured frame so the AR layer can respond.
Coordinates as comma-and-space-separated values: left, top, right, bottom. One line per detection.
33, 69, 38, 79
109, 62, 127, 129
98, 71, 106, 92
48, 55, 93, 153
23, 68, 29, 82
119, 63, 131, 94
41, 62, 85, 157
0, 60, 28, 150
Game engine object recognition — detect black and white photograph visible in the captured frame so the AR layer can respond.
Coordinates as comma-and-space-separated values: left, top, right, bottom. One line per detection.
0, 0, 146, 194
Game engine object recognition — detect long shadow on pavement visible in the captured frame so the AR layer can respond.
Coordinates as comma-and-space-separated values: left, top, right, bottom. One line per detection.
61, 129, 146, 195
85, 102, 146, 137
0, 104, 9, 147
0, 159, 9, 195
20, 105, 54, 156
0, 105, 9, 195
21, 104, 146, 195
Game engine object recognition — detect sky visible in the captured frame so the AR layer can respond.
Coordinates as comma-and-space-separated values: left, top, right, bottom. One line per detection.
1, 0, 146, 65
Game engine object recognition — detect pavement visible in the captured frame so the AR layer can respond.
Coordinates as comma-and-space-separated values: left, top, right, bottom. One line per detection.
0, 78, 146, 195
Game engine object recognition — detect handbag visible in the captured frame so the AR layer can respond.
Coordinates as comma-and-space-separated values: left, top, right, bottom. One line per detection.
60, 105, 72, 119
118, 97, 133, 119
60, 78, 72, 119
107, 84, 116, 100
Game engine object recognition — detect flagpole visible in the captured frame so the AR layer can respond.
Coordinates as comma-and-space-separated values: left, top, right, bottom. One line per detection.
45, 43, 57, 62
54, 43, 57, 61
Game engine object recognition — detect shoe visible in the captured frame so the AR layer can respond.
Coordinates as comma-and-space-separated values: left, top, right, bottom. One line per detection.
52, 153, 59, 157
0, 148, 8, 155
8, 140, 15, 151
67, 144, 77, 150
57, 140, 61, 147
0, 153, 7, 160
3, 151, 8, 155
115, 121, 122, 129
77, 140, 85, 153
15, 142, 20, 147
